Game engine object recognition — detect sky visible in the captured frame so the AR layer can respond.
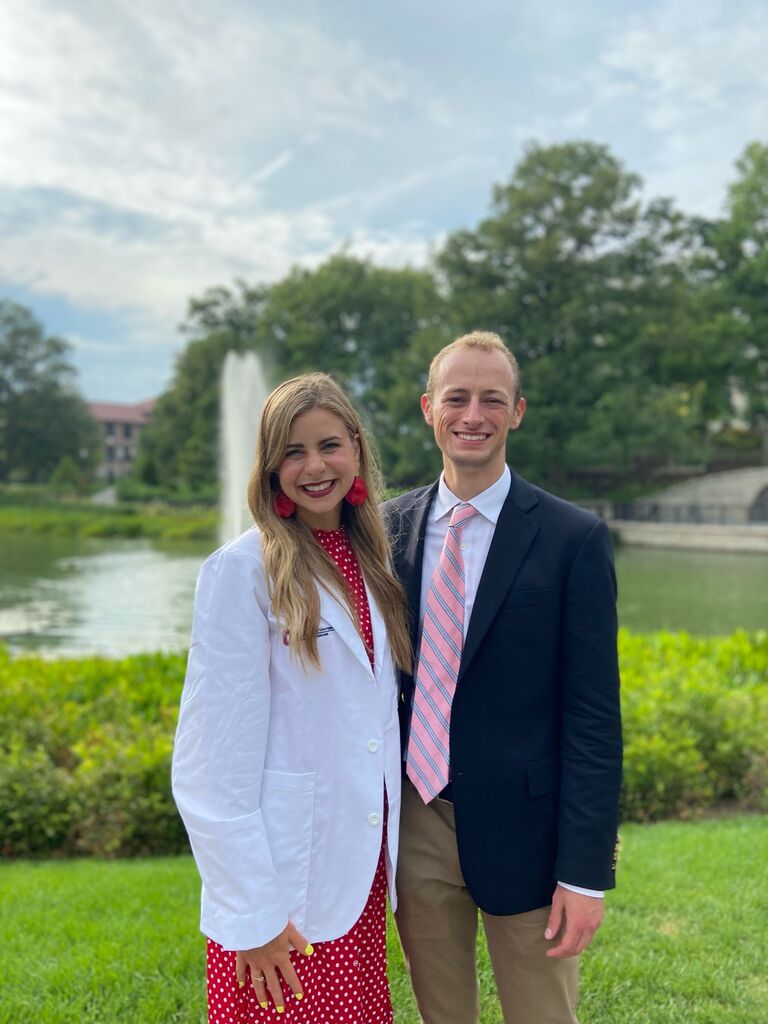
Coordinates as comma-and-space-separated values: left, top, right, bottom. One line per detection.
1, 0, 767, 402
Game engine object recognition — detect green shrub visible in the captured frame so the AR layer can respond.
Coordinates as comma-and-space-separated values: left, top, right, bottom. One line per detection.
619, 629, 768, 819
0, 631, 766, 856
115, 477, 217, 505
621, 733, 713, 821
72, 723, 187, 856
0, 738, 74, 855
0, 649, 188, 858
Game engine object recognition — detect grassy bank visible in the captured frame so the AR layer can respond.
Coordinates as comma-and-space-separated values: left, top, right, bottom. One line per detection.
1, 816, 766, 1023
0, 501, 216, 541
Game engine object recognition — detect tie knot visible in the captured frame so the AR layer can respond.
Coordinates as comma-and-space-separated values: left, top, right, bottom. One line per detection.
448, 502, 477, 530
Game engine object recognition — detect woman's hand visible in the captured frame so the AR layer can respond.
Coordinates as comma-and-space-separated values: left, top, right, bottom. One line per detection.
236, 921, 314, 1012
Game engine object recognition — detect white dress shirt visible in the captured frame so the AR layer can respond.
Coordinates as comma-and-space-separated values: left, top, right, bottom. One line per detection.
417, 466, 603, 900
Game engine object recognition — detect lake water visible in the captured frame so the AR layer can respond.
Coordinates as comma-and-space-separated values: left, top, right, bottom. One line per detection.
0, 531, 766, 657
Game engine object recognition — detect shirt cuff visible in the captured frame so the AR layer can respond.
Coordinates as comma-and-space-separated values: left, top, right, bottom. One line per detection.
557, 881, 604, 898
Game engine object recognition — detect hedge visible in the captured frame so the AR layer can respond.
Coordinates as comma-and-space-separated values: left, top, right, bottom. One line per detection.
1, 631, 766, 857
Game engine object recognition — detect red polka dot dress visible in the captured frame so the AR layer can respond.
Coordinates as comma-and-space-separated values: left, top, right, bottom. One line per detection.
205, 526, 394, 1024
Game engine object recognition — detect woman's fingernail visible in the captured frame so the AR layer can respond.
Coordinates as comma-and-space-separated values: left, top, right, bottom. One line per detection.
276, 1006, 285, 1014
304, 943, 314, 955
259, 1001, 268, 1009
238, 981, 245, 988
295, 992, 303, 1000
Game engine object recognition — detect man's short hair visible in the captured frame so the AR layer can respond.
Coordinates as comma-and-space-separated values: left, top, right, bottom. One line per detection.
426, 331, 522, 405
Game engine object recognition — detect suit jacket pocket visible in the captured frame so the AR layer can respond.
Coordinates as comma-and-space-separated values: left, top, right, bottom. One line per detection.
501, 587, 558, 611
526, 756, 559, 798
260, 769, 316, 923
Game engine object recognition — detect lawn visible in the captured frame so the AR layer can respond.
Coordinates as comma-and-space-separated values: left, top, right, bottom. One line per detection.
2, 815, 766, 1024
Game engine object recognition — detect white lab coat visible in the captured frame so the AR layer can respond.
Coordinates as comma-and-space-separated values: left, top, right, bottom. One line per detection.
172, 526, 401, 952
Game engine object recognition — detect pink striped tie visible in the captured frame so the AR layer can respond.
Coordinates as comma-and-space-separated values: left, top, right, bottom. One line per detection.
407, 502, 478, 803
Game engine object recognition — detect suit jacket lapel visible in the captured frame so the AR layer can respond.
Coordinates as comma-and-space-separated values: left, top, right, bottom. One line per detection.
459, 474, 539, 681
395, 483, 438, 653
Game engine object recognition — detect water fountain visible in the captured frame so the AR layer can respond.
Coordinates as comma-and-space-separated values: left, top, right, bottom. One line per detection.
219, 351, 269, 544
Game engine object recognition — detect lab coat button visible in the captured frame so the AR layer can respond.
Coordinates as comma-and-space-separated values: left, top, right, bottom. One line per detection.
368, 812, 380, 826
368, 739, 380, 752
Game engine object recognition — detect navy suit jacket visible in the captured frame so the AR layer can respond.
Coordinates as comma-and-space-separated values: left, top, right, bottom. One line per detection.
383, 471, 622, 915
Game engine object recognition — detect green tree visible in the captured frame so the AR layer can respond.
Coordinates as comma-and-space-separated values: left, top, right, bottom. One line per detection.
0, 301, 99, 483
436, 141, 706, 490
49, 454, 87, 496
137, 282, 269, 491
256, 254, 448, 485
139, 258, 448, 491
695, 142, 768, 462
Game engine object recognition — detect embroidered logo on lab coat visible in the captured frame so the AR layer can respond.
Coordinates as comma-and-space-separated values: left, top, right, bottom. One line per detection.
282, 625, 335, 646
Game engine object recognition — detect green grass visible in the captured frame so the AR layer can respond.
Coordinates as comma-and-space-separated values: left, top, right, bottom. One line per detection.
2, 816, 766, 1023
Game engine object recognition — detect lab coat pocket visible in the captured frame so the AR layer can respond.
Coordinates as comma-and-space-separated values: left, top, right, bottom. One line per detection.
260, 769, 317, 925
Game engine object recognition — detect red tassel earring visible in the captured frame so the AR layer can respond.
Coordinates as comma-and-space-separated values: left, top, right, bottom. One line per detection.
274, 491, 296, 517
345, 476, 368, 506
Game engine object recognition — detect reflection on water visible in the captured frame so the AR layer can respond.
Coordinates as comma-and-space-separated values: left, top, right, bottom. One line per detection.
615, 546, 768, 635
1, 531, 767, 658
0, 532, 212, 657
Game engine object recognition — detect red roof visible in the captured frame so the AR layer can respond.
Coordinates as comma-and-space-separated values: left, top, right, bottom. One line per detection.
88, 399, 156, 425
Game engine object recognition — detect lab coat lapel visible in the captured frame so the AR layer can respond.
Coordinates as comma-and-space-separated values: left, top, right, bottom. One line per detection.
365, 579, 386, 679
318, 584, 373, 676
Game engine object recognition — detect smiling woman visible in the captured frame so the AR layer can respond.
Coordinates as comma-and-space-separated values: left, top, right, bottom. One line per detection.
277, 406, 361, 530
172, 372, 412, 1024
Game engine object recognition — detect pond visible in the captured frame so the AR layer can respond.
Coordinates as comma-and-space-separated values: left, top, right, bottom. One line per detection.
0, 531, 766, 657
0, 533, 210, 657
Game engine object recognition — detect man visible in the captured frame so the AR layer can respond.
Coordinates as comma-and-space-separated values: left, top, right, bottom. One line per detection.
383, 331, 622, 1024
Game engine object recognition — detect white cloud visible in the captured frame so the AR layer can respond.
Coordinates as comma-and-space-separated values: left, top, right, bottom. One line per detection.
597, 0, 768, 212
339, 230, 435, 270
2, 0, 767, 402
0, 0, 445, 325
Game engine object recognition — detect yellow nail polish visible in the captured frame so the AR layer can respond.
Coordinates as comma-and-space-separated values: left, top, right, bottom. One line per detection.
304, 943, 314, 955
295, 992, 303, 1000
259, 1002, 268, 1009
276, 1006, 285, 1014
238, 981, 245, 988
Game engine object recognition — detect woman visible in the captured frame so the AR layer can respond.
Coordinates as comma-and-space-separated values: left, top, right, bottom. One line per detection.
172, 373, 412, 1024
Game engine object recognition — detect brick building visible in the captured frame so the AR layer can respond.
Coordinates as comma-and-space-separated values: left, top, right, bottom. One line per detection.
88, 400, 156, 481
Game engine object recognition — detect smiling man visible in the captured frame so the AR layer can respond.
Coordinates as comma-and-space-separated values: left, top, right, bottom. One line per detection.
383, 331, 622, 1024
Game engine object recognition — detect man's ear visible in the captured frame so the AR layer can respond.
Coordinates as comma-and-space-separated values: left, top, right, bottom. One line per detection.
421, 393, 433, 426
510, 396, 526, 431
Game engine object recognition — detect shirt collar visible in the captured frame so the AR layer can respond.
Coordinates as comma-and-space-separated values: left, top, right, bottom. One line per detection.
433, 465, 511, 526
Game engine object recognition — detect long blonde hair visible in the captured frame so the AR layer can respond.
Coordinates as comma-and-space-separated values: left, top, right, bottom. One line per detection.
247, 373, 412, 673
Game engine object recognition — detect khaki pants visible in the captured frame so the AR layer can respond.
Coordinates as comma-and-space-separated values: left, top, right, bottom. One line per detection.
395, 778, 579, 1024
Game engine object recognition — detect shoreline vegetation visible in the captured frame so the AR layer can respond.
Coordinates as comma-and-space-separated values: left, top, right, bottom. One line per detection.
1, 631, 766, 859
0, 499, 217, 542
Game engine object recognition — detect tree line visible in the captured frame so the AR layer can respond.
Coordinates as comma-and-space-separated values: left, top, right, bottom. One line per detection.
0, 302, 100, 486
3, 139, 767, 496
